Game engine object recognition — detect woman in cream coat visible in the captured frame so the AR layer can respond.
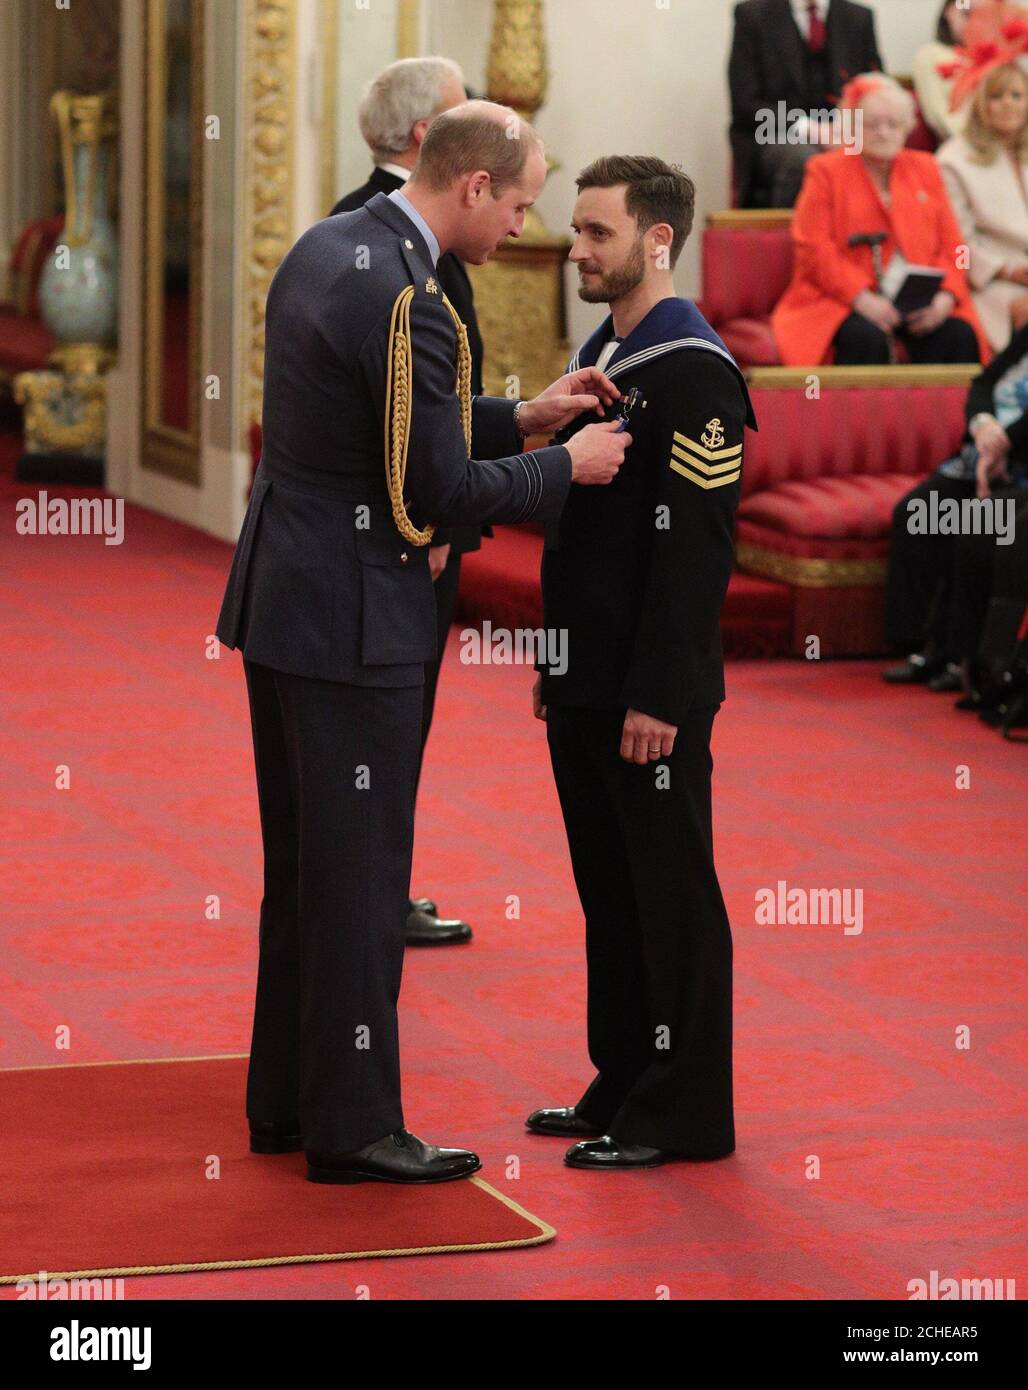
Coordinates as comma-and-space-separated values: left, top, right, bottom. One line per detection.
937, 61, 1028, 352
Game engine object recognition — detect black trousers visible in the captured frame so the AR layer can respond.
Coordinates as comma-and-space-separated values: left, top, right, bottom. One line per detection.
833, 313, 980, 366
885, 472, 973, 657
951, 491, 1028, 660
545, 704, 735, 1155
416, 551, 462, 776
243, 658, 422, 1153
885, 473, 1025, 658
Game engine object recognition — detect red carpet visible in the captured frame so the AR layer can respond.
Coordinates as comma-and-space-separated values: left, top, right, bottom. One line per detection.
0, 1056, 552, 1282
1, 461, 1025, 1299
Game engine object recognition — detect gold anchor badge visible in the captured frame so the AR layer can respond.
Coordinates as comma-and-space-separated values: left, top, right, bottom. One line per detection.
425, 276, 439, 295
701, 417, 726, 449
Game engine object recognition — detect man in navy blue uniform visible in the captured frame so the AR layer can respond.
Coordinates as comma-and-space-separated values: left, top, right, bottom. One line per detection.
526, 157, 758, 1169
216, 104, 630, 1185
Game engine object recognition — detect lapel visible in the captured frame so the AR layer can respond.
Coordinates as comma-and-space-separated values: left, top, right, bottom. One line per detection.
773, 0, 806, 95
826, 0, 856, 98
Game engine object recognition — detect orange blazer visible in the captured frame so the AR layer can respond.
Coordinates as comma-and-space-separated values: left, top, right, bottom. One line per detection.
771, 148, 991, 367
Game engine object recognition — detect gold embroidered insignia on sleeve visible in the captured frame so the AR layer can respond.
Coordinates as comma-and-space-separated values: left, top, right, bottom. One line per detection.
669, 427, 742, 489
701, 417, 725, 449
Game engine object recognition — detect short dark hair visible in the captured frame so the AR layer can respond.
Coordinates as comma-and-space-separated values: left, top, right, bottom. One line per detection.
575, 155, 695, 268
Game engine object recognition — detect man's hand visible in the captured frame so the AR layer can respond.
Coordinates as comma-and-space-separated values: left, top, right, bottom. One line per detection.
428, 543, 450, 581
518, 367, 621, 435
620, 708, 677, 764
906, 290, 957, 337
565, 420, 631, 484
532, 674, 547, 722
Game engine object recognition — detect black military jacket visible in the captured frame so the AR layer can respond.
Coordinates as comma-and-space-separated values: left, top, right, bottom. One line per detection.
540, 299, 758, 725
216, 193, 571, 687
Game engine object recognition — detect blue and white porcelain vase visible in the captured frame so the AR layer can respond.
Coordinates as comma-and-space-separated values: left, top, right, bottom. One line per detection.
38, 91, 119, 352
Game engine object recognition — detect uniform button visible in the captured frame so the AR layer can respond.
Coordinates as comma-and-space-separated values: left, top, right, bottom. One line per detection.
404, 239, 413, 249
400, 551, 409, 562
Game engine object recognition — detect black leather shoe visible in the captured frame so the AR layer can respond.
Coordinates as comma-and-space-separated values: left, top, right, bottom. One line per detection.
565, 1135, 675, 1168
409, 896, 438, 916
249, 1119, 301, 1154
306, 1128, 481, 1184
882, 653, 943, 684
526, 1105, 604, 1138
564, 1135, 735, 1168
927, 664, 962, 693
405, 907, 472, 945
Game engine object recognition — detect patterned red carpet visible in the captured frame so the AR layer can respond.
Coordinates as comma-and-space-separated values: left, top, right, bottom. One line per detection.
1, 467, 1025, 1300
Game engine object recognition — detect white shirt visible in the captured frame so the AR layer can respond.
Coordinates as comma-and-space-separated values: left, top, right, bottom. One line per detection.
595, 337, 623, 373
790, 0, 827, 40
378, 161, 412, 183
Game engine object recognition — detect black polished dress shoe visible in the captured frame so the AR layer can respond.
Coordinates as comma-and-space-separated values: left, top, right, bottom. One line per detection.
405, 907, 473, 945
564, 1134, 735, 1168
882, 653, 943, 685
565, 1135, 674, 1168
927, 664, 963, 693
305, 1128, 481, 1184
525, 1105, 604, 1138
249, 1119, 301, 1154
409, 896, 438, 916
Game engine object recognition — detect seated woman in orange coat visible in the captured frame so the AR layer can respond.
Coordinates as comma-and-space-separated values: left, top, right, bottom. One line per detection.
772, 73, 990, 367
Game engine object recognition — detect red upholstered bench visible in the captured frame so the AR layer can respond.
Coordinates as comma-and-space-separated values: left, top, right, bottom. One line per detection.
700, 211, 794, 368
737, 366, 977, 655
0, 216, 63, 383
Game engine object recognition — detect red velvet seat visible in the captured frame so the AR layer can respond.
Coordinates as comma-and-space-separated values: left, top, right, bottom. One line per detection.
0, 215, 63, 379
0, 307, 57, 373
736, 377, 973, 653
702, 224, 794, 367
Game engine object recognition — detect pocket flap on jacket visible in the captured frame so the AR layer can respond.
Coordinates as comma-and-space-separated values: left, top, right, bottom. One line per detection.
354, 521, 426, 567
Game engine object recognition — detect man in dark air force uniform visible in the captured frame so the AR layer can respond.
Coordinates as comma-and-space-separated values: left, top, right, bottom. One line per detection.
526, 156, 758, 1170
216, 106, 629, 1185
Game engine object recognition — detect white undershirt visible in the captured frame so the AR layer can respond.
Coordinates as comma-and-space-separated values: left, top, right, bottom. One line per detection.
595, 337, 622, 373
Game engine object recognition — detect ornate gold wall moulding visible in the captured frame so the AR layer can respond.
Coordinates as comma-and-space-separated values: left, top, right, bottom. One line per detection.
242, 0, 295, 431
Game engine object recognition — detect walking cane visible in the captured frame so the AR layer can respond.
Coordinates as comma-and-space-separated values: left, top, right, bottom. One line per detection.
849, 231, 897, 364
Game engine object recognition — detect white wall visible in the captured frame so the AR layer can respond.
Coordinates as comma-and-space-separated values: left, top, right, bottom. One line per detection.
426, 0, 945, 349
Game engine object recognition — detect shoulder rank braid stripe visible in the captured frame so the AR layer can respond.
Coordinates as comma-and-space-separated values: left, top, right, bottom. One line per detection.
384, 284, 473, 544
669, 427, 742, 490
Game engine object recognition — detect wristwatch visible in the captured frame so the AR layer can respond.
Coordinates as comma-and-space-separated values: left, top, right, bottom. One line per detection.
513, 399, 527, 439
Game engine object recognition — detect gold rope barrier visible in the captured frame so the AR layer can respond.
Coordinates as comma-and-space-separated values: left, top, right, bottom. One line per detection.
385, 287, 473, 544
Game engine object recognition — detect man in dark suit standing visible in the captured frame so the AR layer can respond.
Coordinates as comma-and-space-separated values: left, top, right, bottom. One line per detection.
217, 102, 630, 1184
728, 0, 882, 207
331, 57, 481, 948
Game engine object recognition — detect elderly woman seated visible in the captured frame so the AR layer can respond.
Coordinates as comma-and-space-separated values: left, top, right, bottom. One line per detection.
772, 73, 990, 367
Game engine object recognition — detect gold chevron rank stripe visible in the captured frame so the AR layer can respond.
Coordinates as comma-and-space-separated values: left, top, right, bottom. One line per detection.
669, 430, 742, 489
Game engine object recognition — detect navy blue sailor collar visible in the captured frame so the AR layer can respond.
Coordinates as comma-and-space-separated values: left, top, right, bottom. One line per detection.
568, 296, 757, 430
